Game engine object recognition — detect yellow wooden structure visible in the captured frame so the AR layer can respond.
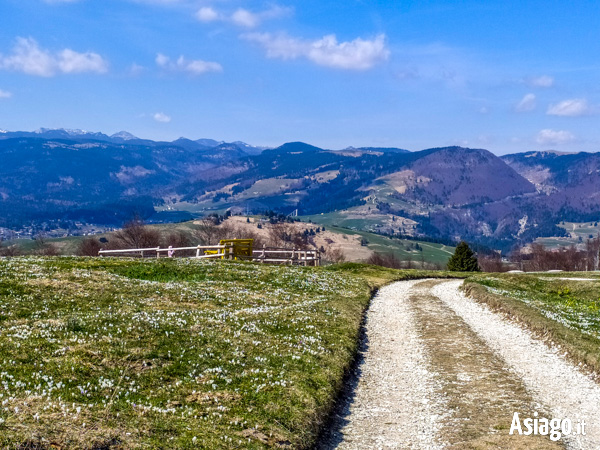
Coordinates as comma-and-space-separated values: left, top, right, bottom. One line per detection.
205, 239, 254, 260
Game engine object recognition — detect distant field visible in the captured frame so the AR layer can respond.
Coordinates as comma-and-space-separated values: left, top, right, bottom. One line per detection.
0, 257, 457, 448
536, 221, 600, 249
301, 215, 454, 266
465, 272, 600, 375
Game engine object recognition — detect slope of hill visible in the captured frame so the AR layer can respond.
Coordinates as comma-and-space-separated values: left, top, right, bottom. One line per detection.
1, 129, 599, 249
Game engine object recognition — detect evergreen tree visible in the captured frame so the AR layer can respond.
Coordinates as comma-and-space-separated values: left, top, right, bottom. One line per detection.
447, 241, 480, 271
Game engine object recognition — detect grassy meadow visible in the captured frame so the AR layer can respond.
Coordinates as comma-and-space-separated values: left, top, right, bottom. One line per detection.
0, 257, 448, 449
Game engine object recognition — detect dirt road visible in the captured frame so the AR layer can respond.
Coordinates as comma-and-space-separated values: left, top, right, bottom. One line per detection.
320, 279, 600, 449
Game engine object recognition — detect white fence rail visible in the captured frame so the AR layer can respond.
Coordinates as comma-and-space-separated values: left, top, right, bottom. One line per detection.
98, 244, 232, 259
252, 247, 320, 266
98, 244, 320, 266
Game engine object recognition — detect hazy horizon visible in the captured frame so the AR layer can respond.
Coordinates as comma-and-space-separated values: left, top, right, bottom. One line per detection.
2, 1, 600, 155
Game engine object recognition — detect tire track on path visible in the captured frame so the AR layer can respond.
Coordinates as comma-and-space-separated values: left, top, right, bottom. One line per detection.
432, 279, 600, 450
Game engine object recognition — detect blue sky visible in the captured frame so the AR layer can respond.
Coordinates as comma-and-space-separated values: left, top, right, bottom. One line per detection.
1, 0, 599, 154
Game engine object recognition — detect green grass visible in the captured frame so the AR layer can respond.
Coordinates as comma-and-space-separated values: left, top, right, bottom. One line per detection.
465, 272, 600, 376
536, 221, 600, 249
301, 218, 454, 266
0, 257, 454, 449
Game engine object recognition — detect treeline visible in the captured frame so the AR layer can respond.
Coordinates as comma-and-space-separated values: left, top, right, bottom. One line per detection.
510, 238, 600, 272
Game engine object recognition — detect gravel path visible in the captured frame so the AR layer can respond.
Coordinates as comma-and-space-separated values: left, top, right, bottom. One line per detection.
320, 280, 447, 449
432, 280, 600, 450
322, 279, 599, 449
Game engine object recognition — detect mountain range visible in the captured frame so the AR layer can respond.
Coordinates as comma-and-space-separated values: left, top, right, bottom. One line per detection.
1, 128, 599, 250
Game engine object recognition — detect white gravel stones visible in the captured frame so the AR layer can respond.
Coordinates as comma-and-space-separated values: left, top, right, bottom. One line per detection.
332, 280, 447, 449
432, 280, 600, 450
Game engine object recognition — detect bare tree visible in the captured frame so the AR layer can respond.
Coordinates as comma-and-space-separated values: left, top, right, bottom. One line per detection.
77, 237, 102, 256
585, 235, 600, 271
112, 218, 161, 249
478, 253, 507, 272
324, 247, 346, 263
33, 233, 60, 256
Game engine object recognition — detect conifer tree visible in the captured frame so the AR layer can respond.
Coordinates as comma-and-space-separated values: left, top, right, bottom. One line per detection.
447, 241, 480, 271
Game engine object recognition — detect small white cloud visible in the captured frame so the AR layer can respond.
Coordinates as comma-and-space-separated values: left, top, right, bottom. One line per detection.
156, 53, 222, 75
128, 63, 145, 76
58, 48, 108, 74
479, 106, 489, 114
547, 98, 593, 117
0, 37, 108, 77
231, 8, 259, 27
525, 75, 554, 88
196, 6, 219, 22
153, 112, 171, 123
0, 89, 12, 99
243, 33, 390, 70
515, 93, 536, 112
196, 5, 292, 28
536, 129, 575, 145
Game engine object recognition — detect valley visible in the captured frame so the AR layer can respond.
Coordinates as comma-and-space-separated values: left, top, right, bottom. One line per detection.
1, 129, 600, 253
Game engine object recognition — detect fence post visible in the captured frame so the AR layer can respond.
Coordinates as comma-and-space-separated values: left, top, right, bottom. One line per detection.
140, 250, 144, 258
156, 246, 160, 259
303, 250, 307, 266
261, 244, 266, 263
291, 248, 295, 265
196, 246, 201, 258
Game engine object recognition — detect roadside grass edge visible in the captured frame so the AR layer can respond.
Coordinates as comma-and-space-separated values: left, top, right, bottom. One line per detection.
462, 281, 600, 381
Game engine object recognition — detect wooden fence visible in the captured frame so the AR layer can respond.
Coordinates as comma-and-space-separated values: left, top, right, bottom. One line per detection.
98, 243, 320, 266
252, 246, 320, 266
98, 244, 232, 259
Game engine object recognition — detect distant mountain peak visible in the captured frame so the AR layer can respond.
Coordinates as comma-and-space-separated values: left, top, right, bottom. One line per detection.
110, 131, 138, 140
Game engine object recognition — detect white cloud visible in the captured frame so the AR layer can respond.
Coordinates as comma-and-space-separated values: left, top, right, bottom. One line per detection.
128, 63, 145, 76
536, 129, 575, 145
196, 6, 219, 22
231, 8, 259, 27
243, 33, 390, 70
196, 5, 292, 28
155, 53, 222, 75
58, 48, 108, 74
515, 93, 536, 112
0, 89, 11, 99
547, 98, 593, 117
153, 112, 171, 123
526, 75, 554, 88
0, 37, 108, 77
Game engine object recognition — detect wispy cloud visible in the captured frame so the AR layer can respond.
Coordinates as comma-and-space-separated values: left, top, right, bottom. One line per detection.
515, 93, 536, 112
524, 75, 554, 88
196, 5, 292, 28
536, 129, 575, 145
0, 37, 108, 77
547, 98, 593, 117
196, 6, 219, 22
243, 33, 390, 70
155, 53, 222, 75
153, 112, 171, 123
0, 89, 11, 99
